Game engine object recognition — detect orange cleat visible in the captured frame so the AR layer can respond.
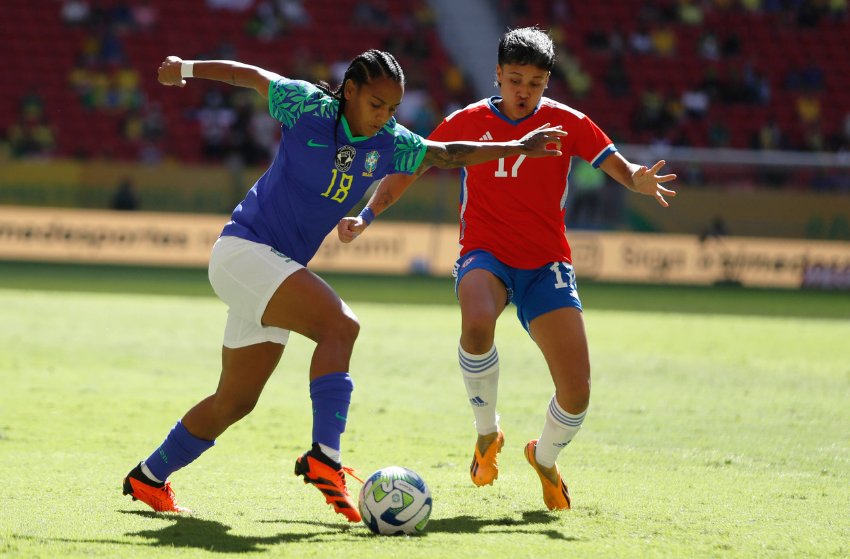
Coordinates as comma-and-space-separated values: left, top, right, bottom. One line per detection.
524, 440, 571, 510
469, 430, 505, 486
122, 463, 190, 513
294, 444, 362, 523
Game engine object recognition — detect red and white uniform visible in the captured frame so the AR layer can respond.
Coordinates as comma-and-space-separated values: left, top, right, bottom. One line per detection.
429, 97, 616, 268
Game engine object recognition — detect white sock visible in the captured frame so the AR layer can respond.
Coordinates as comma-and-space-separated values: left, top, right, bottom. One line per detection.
140, 461, 163, 483
318, 443, 341, 465
458, 344, 500, 435
535, 395, 586, 468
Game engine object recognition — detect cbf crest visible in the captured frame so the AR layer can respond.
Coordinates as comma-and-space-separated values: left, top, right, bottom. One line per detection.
363, 150, 380, 177
335, 145, 356, 172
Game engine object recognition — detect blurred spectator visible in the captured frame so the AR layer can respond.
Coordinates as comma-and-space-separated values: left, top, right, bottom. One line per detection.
110, 178, 140, 210
555, 51, 592, 99
752, 118, 785, 150
720, 32, 741, 58
132, 0, 158, 32
99, 26, 127, 65
61, 0, 90, 25
803, 123, 826, 151
250, 102, 281, 162
842, 112, 850, 146
828, 0, 848, 19
681, 87, 709, 119
796, 92, 822, 125
650, 25, 677, 57
7, 92, 54, 157
197, 88, 237, 161
740, 0, 762, 12
8, 113, 55, 158
742, 61, 771, 105
567, 159, 606, 229
19, 88, 45, 120
678, 0, 704, 25
396, 89, 437, 136
604, 55, 631, 98
140, 102, 166, 143
247, 0, 310, 39
207, 0, 252, 10
697, 31, 720, 61
699, 216, 729, 242
354, 0, 391, 28
629, 25, 653, 54
550, 0, 570, 23
279, 0, 310, 26
708, 120, 730, 147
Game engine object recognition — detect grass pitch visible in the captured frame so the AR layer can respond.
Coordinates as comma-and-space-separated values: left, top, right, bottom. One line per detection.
0, 262, 847, 558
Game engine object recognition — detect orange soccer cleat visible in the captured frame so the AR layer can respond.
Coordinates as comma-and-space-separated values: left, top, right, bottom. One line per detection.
122, 463, 190, 513
524, 440, 571, 510
469, 430, 505, 486
294, 444, 362, 523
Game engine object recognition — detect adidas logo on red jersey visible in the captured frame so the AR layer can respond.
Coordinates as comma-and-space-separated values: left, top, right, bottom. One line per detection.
478, 131, 493, 141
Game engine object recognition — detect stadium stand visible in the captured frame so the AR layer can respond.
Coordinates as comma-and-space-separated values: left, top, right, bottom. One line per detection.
2, 0, 849, 165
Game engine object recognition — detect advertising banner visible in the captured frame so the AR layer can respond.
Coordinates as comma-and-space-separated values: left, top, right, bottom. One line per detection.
1, 207, 848, 289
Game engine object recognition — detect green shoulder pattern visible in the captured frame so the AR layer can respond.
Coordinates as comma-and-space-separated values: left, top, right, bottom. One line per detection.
268, 79, 338, 129
391, 123, 427, 174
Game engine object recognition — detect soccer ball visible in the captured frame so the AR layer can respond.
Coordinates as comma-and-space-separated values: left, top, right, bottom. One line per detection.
358, 466, 432, 535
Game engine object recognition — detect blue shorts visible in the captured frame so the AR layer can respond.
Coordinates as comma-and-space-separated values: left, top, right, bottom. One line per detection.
453, 249, 582, 333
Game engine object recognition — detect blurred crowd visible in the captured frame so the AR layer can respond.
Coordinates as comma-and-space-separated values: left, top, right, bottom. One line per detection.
3, 0, 850, 195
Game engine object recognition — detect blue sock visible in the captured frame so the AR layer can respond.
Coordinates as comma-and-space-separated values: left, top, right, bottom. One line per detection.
310, 372, 354, 454
143, 420, 215, 482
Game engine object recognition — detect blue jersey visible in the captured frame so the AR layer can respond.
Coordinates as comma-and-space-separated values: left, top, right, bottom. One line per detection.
221, 78, 427, 265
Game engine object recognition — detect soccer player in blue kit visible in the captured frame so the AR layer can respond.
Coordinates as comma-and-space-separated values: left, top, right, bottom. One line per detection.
121, 50, 566, 522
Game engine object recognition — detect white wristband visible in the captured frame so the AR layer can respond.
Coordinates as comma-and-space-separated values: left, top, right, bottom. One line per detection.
180, 61, 194, 79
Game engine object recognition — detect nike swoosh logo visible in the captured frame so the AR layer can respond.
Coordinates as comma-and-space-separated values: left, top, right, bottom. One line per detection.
335, 412, 347, 421
307, 139, 328, 148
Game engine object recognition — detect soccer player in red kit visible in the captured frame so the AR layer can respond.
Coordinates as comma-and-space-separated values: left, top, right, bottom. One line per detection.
338, 27, 677, 510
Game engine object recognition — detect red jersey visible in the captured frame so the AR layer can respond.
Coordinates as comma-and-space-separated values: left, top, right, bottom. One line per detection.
429, 97, 616, 268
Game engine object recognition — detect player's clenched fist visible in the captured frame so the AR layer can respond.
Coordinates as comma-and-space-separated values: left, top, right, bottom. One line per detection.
158, 56, 186, 87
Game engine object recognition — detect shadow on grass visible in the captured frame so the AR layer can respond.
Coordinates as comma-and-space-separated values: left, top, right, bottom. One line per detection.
23, 509, 577, 552
119, 511, 357, 552
422, 511, 579, 540
274, 510, 578, 540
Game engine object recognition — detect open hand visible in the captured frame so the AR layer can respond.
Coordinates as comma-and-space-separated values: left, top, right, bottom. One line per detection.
632, 159, 677, 207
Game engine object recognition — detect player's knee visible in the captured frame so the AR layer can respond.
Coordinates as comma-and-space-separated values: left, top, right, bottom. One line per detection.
461, 312, 497, 350
323, 312, 360, 348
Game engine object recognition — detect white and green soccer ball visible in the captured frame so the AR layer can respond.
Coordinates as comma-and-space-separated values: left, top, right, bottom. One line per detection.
358, 466, 432, 535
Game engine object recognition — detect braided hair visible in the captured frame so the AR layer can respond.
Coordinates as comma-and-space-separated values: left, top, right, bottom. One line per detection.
316, 49, 405, 143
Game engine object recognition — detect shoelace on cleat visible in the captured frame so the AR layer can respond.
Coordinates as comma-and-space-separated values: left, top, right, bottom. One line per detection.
341, 466, 362, 485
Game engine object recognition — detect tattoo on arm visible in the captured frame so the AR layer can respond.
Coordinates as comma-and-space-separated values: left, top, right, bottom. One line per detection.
423, 143, 483, 169
374, 189, 395, 209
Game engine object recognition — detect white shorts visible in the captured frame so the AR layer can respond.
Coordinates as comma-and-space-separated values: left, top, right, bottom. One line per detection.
208, 236, 304, 348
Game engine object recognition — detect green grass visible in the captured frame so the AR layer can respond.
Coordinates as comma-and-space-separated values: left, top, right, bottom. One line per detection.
2, 260, 849, 318
0, 262, 848, 558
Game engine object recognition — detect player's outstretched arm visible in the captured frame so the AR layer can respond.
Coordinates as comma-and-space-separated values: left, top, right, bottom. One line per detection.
157, 56, 283, 99
337, 173, 418, 243
338, 124, 565, 243
599, 152, 678, 207
421, 123, 566, 172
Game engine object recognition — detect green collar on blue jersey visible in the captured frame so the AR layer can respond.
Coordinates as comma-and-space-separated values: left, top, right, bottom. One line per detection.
340, 116, 371, 143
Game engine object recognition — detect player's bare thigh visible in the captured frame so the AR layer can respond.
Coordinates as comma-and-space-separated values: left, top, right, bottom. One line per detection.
529, 306, 591, 413
261, 268, 358, 339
